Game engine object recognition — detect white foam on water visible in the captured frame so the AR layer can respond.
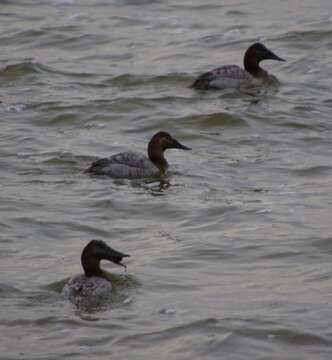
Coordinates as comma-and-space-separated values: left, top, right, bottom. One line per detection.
6, 104, 26, 112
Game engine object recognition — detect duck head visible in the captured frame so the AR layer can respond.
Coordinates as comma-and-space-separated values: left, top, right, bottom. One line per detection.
81, 240, 130, 276
147, 131, 191, 173
244, 43, 285, 73
149, 131, 191, 152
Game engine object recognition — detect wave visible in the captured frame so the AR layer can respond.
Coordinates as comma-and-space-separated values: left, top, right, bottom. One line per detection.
0, 61, 96, 79
115, 317, 331, 353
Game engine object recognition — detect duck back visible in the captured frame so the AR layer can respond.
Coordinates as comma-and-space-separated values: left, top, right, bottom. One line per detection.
192, 65, 251, 90
62, 274, 113, 308
87, 152, 160, 178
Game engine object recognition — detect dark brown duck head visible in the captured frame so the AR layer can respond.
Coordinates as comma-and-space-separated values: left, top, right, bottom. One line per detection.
244, 43, 285, 75
81, 240, 130, 277
147, 131, 191, 173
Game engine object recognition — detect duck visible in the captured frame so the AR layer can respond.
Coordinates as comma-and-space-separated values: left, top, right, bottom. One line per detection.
191, 42, 285, 91
62, 240, 129, 308
86, 131, 191, 178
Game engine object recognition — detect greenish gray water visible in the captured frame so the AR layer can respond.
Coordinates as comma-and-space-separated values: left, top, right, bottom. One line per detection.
1, 0, 332, 359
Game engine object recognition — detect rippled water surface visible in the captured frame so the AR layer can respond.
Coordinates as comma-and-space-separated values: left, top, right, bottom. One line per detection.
1, 0, 332, 359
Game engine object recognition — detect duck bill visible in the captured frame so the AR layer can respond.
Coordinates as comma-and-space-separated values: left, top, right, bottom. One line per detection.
172, 138, 192, 150
103, 248, 130, 268
267, 49, 285, 62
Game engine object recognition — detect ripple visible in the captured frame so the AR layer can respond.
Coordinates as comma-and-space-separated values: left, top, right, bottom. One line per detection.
185, 112, 248, 128
109, 73, 191, 88
278, 165, 332, 177
280, 121, 322, 131
275, 28, 332, 46
238, 325, 330, 346
311, 237, 332, 254
0, 283, 22, 296
0, 61, 98, 82
0, 62, 41, 78
115, 317, 331, 355
115, 318, 220, 346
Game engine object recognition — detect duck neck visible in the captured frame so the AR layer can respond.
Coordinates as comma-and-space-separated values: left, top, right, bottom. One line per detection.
148, 146, 168, 174
244, 56, 263, 77
81, 253, 102, 277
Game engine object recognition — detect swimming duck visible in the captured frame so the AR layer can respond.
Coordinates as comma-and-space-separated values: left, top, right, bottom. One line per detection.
86, 131, 191, 178
191, 42, 285, 90
62, 240, 129, 308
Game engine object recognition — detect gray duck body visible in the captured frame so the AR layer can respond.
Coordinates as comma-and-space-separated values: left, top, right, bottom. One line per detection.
192, 43, 285, 91
88, 151, 161, 178
86, 131, 191, 179
62, 240, 129, 309
194, 65, 261, 90
62, 274, 113, 309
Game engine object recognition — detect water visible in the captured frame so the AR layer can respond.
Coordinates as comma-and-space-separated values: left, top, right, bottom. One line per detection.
1, 0, 332, 359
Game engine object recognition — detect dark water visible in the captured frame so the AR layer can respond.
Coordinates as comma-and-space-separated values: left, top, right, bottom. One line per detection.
1, 0, 332, 359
